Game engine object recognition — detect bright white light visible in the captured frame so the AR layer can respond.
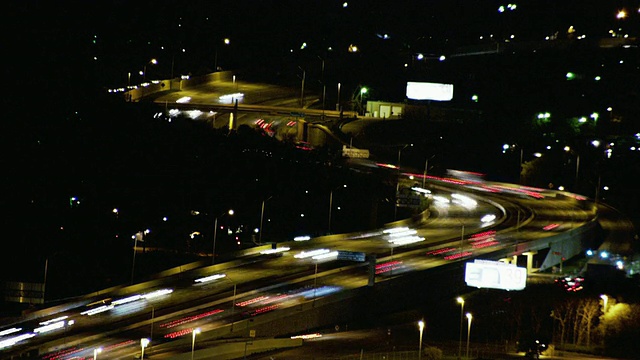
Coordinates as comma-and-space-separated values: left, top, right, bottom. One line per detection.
39, 316, 68, 326
558, 186, 565, 191
0, 333, 36, 350
417, 53, 424, 60
389, 236, 425, 246
33, 321, 66, 333
411, 187, 431, 194
387, 229, 418, 238
600, 251, 609, 259
312, 251, 339, 260
481, 214, 496, 223
451, 193, 477, 208
143, 289, 174, 299
432, 195, 450, 204
81, 305, 114, 316
439, 55, 446, 61
260, 247, 290, 255
176, 96, 191, 103
294, 249, 330, 259
219, 93, 245, 103
383, 227, 410, 234
112, 294, 143, 305
194, 274, 227, 283
578, 117, 587, 123
616, 260, 624, 270
0, 328, 21, 337
294, 235, 311, 241
187, 110, 203, 119
591, 140, 601, 147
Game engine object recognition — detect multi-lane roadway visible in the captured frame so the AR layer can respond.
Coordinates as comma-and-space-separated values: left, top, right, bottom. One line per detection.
0, 169, 598, 359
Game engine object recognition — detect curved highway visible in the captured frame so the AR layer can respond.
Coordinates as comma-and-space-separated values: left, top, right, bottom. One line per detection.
0, 169, 597, 359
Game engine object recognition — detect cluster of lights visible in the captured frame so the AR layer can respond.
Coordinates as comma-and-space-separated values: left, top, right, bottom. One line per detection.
498, 4, 517, 13
81, 289, 173, 316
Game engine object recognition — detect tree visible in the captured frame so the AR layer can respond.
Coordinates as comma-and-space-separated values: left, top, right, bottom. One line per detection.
550, 298, 576, 347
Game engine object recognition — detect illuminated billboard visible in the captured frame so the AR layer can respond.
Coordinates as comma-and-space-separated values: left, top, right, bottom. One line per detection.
465, 259, 527, 291
406, 81, 454, 101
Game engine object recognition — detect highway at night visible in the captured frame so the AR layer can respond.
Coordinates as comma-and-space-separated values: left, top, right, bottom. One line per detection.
0, 168, 598, 359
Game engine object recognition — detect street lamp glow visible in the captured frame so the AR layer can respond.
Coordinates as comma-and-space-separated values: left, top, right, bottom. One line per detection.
191, 328, 201, 360
466, 313, 473, 360
418, 320, 425, 360
360, 87, 368, 95
457, 297, 465, 360
224, 38, 230, 45
616, 10, 627, 19
140, 338, 150, 359
601, 294, 608, 312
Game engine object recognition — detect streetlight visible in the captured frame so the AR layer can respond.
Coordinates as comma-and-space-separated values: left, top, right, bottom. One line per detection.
466, 313, 473, 359
149, 305, 155, 343
358, 86, 368, 115
140, 338, 150, 359
395, 144, 413, 220
457, 297, 465, 360
423, 155, 435, 188
564, 146, 580, 189
191, 328, 201, 360
214, 38, 230, 72
93, 347, 102, 360
336, 82, 341, 111
600, 294, 608, 313
212, 209, 234, 265
328, 185, 347, 234
418, 320, 425, 360
299, 67, 306, 107
131, 229, 150, 284
259, 196, 273, 244
142, 59, 157, 82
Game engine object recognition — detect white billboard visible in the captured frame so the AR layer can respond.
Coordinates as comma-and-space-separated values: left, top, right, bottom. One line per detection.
465, 259, 527, 291
406, 81, 454, 101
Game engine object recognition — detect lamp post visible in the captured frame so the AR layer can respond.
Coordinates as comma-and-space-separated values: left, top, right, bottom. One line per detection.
395, 144, 413, 220
191, 328, 201, 360
422, 155, 435, 188
457, 297, 465, 360
150, 305, 155, 343
212, 209, 234, 265
259, 196, 273, 244
214, 38, 230, 72
358, 87, 368, 115
563, 146, 580, 190
600, 294, 608, 313
336, 82, 341, 111
418, 320, 425, 360
142, 58, 157, 82
93, 347, 102, 360
466, 313, 473, 359
328, 185, 347, 234
131, 229, 150, 284
299, 67, 306, 107
140, 338, 150, 359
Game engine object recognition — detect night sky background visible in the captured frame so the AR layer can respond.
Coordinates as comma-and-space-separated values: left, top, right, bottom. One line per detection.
2, 1, 638, 301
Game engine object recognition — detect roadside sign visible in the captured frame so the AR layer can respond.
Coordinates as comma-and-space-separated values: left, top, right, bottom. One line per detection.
342, 146, 370, 159
337, 251, 366, 262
